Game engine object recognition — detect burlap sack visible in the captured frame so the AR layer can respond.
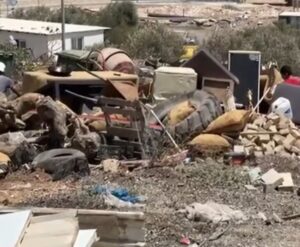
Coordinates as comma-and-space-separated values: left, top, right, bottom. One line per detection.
168, 101, 196, 126
189, 134, 230, 150
204, 110, 250, 134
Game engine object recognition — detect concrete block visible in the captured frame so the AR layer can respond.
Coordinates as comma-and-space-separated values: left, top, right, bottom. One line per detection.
234, 145, 245, 153
279, 128, 290, 136
290, 129, 300, 139
264, 150, 275, 155
258, 134, 271, 143
290, 145, 300, 155
246, 124, 259, 130
283, 134, 296, 147
262, 143, 273, 153
254, 151, 264, 157
295, 139, 300, 150
277, 121, 290, 130
263, 121, 273, 130
273, 134, 284, 145
267, 113, 280, 124
274, 145, 284, 153
244, 184, 257, 191
261, 168, 283, 186
268, 125, 277, 133
253, 117, 265, 127
278, 173, 294, 192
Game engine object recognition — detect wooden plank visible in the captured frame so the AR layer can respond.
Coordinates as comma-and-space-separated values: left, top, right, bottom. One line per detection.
74, 230, 99, 247
0, 207, 145, 245
0, 210, 32, 247
21, 214, 79, 247
240, 131, 276, 135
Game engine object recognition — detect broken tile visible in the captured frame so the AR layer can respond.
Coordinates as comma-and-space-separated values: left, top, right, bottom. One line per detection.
244, 184, 257, 191
278, 173, 294, 192
261, 168, 283, 186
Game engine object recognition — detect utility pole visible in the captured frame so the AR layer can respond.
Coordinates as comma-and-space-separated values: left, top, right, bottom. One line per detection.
61, 0, 65, 51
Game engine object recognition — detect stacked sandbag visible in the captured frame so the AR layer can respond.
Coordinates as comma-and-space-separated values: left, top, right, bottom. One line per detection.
240, 112, 300, 157
204, 110, 250, 134
189, 134, 231, 152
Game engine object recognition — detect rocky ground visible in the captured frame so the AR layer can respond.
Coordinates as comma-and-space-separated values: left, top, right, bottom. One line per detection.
1, 155, 300, 246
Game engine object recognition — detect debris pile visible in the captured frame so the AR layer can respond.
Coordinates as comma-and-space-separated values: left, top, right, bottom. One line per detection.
240, 113, 300, 157
247, 167, 295, 193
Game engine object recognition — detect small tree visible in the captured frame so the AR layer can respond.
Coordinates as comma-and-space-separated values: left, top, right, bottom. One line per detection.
122, 22, 184, 63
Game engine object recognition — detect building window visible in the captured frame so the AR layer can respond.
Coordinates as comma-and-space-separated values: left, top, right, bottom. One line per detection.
15, 39, 26, 48
71, 37, 84, 50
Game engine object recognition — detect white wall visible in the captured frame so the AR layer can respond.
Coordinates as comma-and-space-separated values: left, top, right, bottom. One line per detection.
0, 30, 48, 58
47, 30, 104, 56
0, 30, 104, 59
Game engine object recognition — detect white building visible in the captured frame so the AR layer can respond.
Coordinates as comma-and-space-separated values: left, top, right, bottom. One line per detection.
0, 18, 109, 58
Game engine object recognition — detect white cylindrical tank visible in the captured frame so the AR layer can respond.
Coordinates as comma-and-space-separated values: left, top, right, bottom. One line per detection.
271, 97, 293, 119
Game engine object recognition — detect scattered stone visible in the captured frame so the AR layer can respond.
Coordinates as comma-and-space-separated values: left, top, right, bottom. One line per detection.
246, 124, 258, 130
279, 128, 289, 136
248, 167, 261, 184
273, 134, 284, 145
258, 134, 270, 143
273, 213, 282, 223
244, 184, 257, 191
102, 159, 120, 173
278, 173, 294, 192
283, 134, 296, 147
234, 145, 245, 153
290, 129, 300, 139
268, 125, 277, 133
261, 169, 284, 193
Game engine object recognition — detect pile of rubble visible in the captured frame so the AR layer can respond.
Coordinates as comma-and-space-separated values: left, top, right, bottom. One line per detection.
240, 113, 300, 157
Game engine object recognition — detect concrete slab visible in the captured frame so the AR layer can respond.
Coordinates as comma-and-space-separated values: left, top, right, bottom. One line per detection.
21, 214, 79, 247
0, 210, 32, 247
261, 168, 283, 185
278, 173, 294, 192
74, 230, 99, 247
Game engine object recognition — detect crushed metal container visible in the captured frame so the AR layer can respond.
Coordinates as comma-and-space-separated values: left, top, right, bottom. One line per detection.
153, 66, 197, 100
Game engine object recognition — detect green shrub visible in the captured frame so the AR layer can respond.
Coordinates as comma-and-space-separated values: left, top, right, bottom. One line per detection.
202, 23, 300, 74
121, 22, 184, 63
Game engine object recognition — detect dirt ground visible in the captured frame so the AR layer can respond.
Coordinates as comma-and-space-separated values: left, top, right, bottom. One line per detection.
1, 155, 300, 246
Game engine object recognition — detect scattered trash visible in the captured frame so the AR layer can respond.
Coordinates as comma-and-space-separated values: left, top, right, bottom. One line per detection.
244, 184, 257, 191
181, 201, 247, 223
89, 185, 146, 208
180, 236, 191, 245
102, 159, 120, 173
248, 167, 262, 184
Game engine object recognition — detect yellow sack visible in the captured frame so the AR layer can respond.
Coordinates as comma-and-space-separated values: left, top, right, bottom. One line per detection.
204, 110, 250, 134
189, 134, 230, 150
168, 101, 195, 126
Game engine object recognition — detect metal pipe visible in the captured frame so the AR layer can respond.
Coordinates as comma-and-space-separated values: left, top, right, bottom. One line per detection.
61, 0, 65, 51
